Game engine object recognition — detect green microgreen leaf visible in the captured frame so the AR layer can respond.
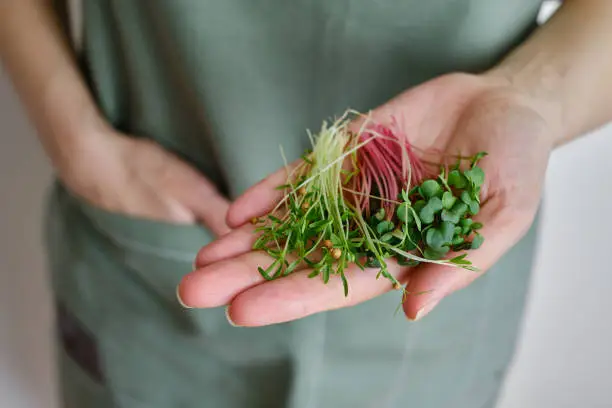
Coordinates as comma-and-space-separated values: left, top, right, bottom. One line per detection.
397, 202, 414, 224
423, 246, 449, 260
471, 233, 485, 249
468, 200, 480, 215
258, 266, 273, 281
460, 191, 472, 205
451, 235, 465, 245
448, 170, 467, 189
428, 196, 443, 213
341, 272, 349, 296
470, 151, 488, 167
425, 228, 445, 250
419, 205, 435, 225
442, 191, 456, 210
441, 209, 460, 224
377, 220, 395, 235
420, 179, 442, 198
464, 166, 485, 188
439, 221, 455, 243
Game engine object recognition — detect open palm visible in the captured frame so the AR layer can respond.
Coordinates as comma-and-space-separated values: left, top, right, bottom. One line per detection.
178, 73, 554, 325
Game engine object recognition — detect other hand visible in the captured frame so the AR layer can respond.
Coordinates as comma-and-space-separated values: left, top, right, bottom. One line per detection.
60, 128, 230, 236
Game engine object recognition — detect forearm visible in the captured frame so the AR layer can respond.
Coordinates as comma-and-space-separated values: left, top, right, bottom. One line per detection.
487, 0, 612, 146
0, 0, 107, 178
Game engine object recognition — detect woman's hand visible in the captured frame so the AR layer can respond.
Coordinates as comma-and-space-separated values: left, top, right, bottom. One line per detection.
62, 128, 231, 236
178, 72, 555, 325
0, 1, 229, 237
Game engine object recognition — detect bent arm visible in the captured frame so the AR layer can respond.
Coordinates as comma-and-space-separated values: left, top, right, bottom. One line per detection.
0, 0, 107, 182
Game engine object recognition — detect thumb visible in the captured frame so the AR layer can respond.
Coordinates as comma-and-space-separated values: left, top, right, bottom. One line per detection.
402, 198, 535, 321
176, 172, 232, 237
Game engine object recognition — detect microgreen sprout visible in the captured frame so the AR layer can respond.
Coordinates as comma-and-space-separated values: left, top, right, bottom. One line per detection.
252, 109, 487, 300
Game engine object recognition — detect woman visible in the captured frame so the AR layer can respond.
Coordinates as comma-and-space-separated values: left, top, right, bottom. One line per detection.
1, 1, 610, 407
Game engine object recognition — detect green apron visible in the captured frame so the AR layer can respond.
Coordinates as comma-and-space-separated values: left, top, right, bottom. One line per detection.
48, 1, 543, 407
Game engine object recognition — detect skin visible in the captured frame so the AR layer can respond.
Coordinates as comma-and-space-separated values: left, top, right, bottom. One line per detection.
1, 1, 611, 324
180, 0, 612, 325
0, 0, 230, 236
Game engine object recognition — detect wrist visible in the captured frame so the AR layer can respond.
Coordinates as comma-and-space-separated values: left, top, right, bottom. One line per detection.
51, 117, 123, 193
482, 65, 564, 147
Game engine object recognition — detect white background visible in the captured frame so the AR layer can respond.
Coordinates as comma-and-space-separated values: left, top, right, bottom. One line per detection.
2, 2, 612, 407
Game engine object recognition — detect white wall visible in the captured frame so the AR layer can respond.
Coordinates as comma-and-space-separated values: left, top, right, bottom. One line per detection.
0, 73, 56, 408
2, 2, 612, 406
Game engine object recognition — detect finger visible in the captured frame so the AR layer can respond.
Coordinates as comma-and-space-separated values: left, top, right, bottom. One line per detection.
227, 262, 412, 327
179, 173, 232, 236
179, 251, 273, 308
194, 223, 259, 268
181, 248, 319, 307
402, 197, 534, 321
226, 160, 300, 228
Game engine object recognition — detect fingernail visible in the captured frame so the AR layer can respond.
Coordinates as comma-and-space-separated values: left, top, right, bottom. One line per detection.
176, 285, 192, 309
225, 306, 239, 327
413, 299, 440, 321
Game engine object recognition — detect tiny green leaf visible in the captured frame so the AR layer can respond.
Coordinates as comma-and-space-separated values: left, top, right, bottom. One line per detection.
471, 233, 485, 249
322, 264, 330, 284
468, 200, 480, 215
285, 260, 299, 275
330, 233, 343, 247
377, 220, 395, 235
439, 221, 455, 243
448, 170, 467, 189
413, 200, 427, 214
341, 272, 349, 297
426, 228, 450, 249
423, 246, 449, 260
419, 205, 435, 224
258, 266, 273, 281
472, 222, 483, 230
428, 196, 444, 212
380, 232, 394, 243
460, 218, 473, 228
420, 179, 442, 198
471, 151, 488, 167
450, 254, 468, 263
441, 209, 460, 224
374, 208, 386, 221
442, 191, 457, 210
452, 201, 469, 217
460, 191, 472, 205
397, 202, 414, 224
451, 235, 465, 246
464, 166, 485, 187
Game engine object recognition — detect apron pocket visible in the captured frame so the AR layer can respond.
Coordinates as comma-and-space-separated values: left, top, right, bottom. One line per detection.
56, 182, 214, 303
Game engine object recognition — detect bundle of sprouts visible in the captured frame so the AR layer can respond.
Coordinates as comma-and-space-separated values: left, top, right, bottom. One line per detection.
252, 110, 486, 296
